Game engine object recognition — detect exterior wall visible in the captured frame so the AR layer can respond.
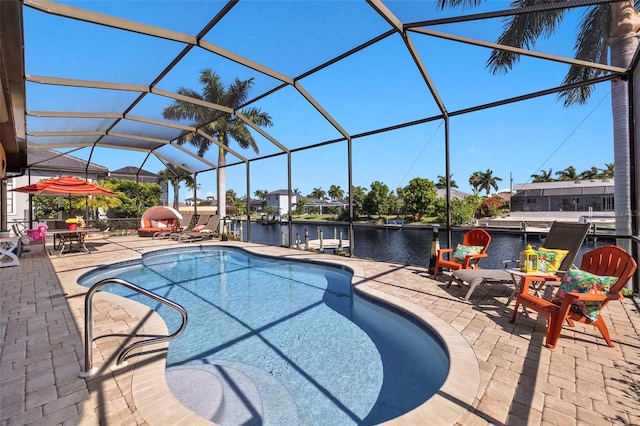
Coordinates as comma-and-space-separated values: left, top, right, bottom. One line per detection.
266, 192, 297, 215
511, 193, 615, 213
511, 180, 615, 215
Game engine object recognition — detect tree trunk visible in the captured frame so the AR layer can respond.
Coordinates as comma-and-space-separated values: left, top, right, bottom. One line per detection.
217, 144, 226, 219
609, 2, 639, 239
173, 179, 180, 209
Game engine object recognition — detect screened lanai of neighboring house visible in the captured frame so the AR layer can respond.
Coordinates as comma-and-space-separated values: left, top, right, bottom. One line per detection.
1, 0, 639, 280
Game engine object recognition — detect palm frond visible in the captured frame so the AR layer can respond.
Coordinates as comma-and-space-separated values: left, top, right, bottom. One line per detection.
436, 0, 483, 10
557, 6, 608, 106
239, 106, 273, 128
228, 120, 258, 154
488, 0, 565, 74
226, 77, 255, 108
200, 68, 225, 102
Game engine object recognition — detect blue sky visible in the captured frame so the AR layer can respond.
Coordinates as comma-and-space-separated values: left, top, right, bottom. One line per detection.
23, 1, 614, 201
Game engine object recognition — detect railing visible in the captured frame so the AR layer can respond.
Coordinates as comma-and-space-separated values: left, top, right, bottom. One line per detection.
79, 278, 188, 378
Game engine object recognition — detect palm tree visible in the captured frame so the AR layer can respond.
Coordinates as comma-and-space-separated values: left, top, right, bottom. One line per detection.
226, 189, 237, 205
162, 69, 273, 219
468, 171, 483, 194
437, 0, 638, 236
556, 166, 579, 181
578, 166, 601, 180
601, 162, 615, 178
477, 169, 502, 195
253, 189, 268, 200
436, 174, 458, 189
328, 185, 344, 200
309, 187, 326, 199
183, 175, 198, 207
84, 180, 122, 220
158, 165, 191, 209
530, 169, 554, 183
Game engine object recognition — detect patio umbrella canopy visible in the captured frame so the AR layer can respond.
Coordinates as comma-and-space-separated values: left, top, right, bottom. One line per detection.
141, 206, 183, 222
11, 176, 116, 196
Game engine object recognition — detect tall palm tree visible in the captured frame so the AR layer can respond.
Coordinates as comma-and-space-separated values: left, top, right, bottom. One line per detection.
436, 174, 458, 189
437, 0, 639, 236
328, 185, 345, 200
477, 169, 503, 195
468, 171, 483, 194
309, 187, 326, 199
183, 175, 198, 206
556, 166, 579, 181
530, 168, 554, 183
158, 165, 191, 209
162, 69, 273, 218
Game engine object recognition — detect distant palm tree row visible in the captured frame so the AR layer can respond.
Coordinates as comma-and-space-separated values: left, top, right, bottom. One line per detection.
160, 161, 614, 212
530, 163, 614, 183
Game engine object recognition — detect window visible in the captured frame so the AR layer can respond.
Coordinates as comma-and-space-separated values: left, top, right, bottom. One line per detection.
6, 179, 14, 214
602, 196, 614, 211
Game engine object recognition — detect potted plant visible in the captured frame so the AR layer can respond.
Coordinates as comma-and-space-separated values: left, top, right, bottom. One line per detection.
0, 229, 9, 238
65, 218, 80, 231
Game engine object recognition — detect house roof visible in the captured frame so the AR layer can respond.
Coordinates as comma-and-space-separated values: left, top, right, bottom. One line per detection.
436, 188, 469, 200
513, 179, 614, 197
27, 148, 108, 175
110, 166, 159, 178
513, 178, 614, 198
267, 189, 300, 196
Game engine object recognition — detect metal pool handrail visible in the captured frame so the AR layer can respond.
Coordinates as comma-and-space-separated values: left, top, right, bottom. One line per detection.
79, 278, 188, 378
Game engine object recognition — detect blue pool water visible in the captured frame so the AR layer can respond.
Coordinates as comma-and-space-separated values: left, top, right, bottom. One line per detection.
78, 247, 449, 425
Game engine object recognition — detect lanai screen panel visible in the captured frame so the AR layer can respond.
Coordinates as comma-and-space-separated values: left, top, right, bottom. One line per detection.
18, 0, 626, 203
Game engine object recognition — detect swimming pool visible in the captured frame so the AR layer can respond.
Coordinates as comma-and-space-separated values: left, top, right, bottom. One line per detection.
79, 246, 450, 425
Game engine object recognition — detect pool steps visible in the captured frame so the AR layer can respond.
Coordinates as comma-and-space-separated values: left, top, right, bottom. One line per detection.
166, 362, 298, 424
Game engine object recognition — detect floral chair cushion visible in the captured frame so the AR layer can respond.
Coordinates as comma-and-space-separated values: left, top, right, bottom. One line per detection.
534, 249, 557, 272
536, 248, 569, 272
451, 244, 484, 262
552, 266, 618, 321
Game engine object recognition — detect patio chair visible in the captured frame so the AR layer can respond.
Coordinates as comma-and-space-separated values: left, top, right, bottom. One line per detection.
169, 215, 218, 243
11, 223, 47, 256
178, 213, 194, 231
510, 245, 637, 349
189, 214, 211, 231
433, 228, 491, 279
199, 215, 220, 237
448, 222, 590, 302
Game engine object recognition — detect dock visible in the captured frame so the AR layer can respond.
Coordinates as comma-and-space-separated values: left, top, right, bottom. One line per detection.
305, 238, 350, 252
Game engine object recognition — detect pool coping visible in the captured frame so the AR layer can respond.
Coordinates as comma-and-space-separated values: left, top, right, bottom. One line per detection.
64, 240, 480, 425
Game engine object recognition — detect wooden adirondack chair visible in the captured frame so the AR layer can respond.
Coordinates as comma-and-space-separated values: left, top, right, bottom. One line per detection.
433, 228, 491, 279
510, 245, 637, 349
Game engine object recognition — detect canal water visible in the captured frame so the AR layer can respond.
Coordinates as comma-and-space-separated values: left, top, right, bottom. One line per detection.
236, 221, 609, 269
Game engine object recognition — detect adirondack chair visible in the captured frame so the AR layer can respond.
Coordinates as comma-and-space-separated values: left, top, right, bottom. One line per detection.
510, 245, 637, 349
433, 228, 491, 279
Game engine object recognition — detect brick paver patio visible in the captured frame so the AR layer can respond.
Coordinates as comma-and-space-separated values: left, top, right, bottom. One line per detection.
1, 235, 639, 425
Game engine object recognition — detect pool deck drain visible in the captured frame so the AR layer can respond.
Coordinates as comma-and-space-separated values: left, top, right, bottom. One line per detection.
1, 235, 640, 425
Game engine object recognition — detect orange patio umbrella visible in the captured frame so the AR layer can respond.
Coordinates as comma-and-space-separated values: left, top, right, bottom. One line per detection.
12, 176, 117, 218
12, 176, 116, 196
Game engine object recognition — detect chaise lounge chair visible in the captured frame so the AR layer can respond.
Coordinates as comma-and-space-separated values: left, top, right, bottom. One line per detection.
448, 221, 590, 303
169, 215, 218, 243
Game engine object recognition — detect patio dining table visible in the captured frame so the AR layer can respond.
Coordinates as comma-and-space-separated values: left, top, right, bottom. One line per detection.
48, 228, 99, 256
